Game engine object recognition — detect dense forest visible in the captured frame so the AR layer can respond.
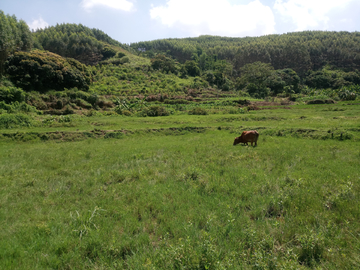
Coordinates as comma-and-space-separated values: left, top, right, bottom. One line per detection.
33, 23, 135, 65
1, 9, 360, 104
131, 32, 360, 75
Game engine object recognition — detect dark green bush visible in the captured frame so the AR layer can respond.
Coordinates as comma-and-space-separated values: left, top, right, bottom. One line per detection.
5, 50, 91, 92
188, 107, 208, 115
115, 52, 126, 58
87, 94, 99, 106
140, 106, 170, 117
0, 86, 26, 103
101, 46, 116, 59
306, 99, 335, 104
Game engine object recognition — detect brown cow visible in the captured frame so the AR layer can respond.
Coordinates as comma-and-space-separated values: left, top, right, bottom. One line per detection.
233, 130, 259, 146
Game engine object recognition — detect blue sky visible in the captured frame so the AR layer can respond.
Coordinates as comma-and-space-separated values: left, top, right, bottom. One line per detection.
1, 0, 359, 44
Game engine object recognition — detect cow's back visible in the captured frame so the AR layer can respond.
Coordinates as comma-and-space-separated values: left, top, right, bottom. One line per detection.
243, 130, 259, 145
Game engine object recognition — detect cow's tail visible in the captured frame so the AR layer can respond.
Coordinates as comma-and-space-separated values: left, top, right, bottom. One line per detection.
254, 130, 259, 139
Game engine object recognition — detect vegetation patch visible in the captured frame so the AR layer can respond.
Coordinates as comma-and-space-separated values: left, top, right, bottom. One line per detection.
307, 99, 336, 104
0, 113, 32, 129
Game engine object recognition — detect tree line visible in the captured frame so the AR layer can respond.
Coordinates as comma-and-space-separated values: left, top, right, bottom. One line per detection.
131, 31, 360, 76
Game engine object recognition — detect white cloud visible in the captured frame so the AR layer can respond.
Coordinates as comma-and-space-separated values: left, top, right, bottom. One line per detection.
81, 0, 134, 12
274, 0, 356, 31
150, 0, 275, 37
28, 17, 49, 30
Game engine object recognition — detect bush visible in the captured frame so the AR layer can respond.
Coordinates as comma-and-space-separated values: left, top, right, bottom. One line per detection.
74, 98, 92, 109
188, 107, 208, 115
0, 101, 39, 113
88, 94, 99, 106
0, 86, 26, 103
306, 99, 336, 104
0, 113, 32, 128
63, 105, 75, 115
101, 46, 116, 59
164, 99, 190, 104
120, 56, 130, 64
116, 52, 126, 58
65, 89, 91, 101
338, 89, 357, 100
140, 106, 170, 117
114, 107, 132, 116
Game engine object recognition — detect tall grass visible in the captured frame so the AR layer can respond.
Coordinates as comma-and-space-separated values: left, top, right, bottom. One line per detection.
0, 130, 359, 269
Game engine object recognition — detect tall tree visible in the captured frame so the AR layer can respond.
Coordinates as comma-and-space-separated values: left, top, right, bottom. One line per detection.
238, 62, 274, 98
0, 11, 13, 74
0, 11, 32, 74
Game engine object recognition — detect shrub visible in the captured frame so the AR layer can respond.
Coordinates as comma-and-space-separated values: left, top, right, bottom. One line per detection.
188, 107, 208, 115
115, 52, 126, 58
120, 56, 130, 64
0, 101, 39, 113
0, 113, 32, 128
306, 99, 335, 104
338, 89, 357, 101
140, 106, 170, 117
0, 86, 26, 103
74, 98, 92, 109
164, 99, 190, 104
114, 108, 132, 116
65, 89, 91, 101
87, 94, 99, 106
62, 105, 75, 115
101, 46, 116, 59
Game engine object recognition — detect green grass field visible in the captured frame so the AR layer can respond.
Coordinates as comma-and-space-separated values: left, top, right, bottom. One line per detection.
0, 102, 359, 269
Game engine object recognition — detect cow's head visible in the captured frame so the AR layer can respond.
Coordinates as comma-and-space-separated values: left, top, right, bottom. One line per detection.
233, 137, 242, 145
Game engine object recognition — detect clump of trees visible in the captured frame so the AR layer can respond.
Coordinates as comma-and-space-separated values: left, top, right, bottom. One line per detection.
0, 11, 32, 74
151, 54, 178, 74
235, 62, 301, 98
32, 23, 131, 65
304, 66, 360, 89
6, 50, 91, 92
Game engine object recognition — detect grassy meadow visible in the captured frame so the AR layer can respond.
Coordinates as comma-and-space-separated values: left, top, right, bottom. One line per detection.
0, 102, 360, 269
